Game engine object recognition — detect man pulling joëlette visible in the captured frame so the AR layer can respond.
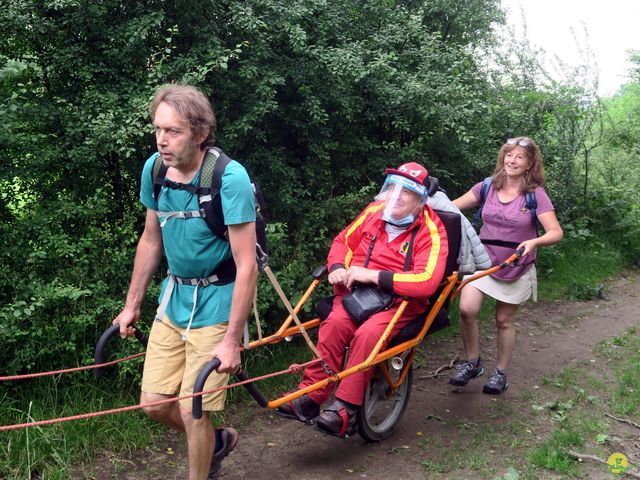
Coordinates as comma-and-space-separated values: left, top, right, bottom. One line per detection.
113, 84, 258, 479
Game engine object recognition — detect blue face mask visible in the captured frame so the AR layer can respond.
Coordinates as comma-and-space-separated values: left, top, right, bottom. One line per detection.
382, 211, 414, 228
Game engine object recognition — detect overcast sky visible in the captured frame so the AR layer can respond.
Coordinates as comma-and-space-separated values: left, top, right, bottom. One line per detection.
500, 0, 640, 96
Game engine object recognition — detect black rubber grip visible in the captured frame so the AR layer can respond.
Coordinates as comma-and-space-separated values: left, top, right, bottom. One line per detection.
94, 323, 148, 378
192, 359, 269, 419
192, 358, 222, 419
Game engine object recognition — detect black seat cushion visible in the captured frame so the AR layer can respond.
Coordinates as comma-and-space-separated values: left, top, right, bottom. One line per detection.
315, 296, 334, 320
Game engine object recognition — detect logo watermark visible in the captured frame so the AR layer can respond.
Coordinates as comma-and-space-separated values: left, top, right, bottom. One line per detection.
607, 452, 629, 475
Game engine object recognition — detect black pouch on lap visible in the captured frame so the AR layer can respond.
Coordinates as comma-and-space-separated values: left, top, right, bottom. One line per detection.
341, 227, 418, 326
342, 285, 394, 326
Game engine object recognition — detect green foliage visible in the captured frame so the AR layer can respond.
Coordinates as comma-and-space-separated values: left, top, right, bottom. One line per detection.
536, 234, 623, 301
565, 282, 605, 301
528, 328, 640, 478
0, 188, 152, 376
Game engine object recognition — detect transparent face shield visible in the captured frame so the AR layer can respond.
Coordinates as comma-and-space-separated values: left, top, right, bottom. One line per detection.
376, 174, 427, 227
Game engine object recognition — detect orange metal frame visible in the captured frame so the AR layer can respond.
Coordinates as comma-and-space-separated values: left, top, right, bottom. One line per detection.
246, 251, 522, 410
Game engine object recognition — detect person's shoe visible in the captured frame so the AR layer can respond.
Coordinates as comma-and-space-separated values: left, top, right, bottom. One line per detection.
276, 394, 320, 424
483, 368, 509, 395
314, 400, 357, 438
449, 359, 485, 386
208, 427, 238, 479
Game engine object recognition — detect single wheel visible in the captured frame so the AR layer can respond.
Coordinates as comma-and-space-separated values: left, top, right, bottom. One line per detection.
356, 354, 413, 442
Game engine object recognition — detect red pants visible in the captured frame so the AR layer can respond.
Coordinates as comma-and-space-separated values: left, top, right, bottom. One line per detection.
299, 296, 417, 406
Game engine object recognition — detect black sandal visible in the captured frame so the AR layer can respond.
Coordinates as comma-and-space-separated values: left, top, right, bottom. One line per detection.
208, 427, 238, 479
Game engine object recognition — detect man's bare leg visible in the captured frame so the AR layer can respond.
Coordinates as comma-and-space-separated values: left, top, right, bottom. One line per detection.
141, 392, 215, 479
181, 408, 215, 480
140, 391, 184, 431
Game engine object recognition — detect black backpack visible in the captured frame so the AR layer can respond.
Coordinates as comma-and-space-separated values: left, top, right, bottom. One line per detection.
152, 147, 268, 255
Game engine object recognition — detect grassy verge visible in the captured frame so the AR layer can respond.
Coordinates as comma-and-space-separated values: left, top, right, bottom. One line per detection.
406, 325, 640, 480
526, 326, 640, 478
0, 340, 311, 479
537, 236, 625, 301
0, 374, 163, 480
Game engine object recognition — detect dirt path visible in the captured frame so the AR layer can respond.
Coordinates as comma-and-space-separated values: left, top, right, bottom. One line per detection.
92, 270, 640, 479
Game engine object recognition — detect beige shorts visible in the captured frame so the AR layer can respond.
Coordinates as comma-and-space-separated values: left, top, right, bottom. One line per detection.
141, 316, 229, 411
464, 265, 537, 304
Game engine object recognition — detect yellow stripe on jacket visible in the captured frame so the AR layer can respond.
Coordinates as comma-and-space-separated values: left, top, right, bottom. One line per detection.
342, 203, 386, 268
392, 212, 442, 285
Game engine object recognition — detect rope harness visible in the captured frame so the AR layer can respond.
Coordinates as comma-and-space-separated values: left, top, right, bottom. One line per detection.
0, 357, 321, 432
0, 352, 146, 382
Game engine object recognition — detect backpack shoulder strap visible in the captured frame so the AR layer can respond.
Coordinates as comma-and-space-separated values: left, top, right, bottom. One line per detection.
199, 147, 231, 191
480, 176, 492, 203
196, 147, 233, 240
525, 190, 538, 225
472, 176, 493, 227
152, 154, 168, 202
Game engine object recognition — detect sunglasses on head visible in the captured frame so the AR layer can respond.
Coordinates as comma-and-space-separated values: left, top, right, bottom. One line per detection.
507, 138, 529, 147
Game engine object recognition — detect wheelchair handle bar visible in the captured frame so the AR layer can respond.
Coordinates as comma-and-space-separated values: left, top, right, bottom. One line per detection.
94, 323, 148, 378
192, 358, 268, 419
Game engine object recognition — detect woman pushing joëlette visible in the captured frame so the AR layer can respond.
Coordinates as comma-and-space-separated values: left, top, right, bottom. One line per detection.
449, 137, 564, 394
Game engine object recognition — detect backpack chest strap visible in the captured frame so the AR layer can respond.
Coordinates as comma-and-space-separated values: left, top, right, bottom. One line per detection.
155, 185, 216, 227
156, 209, 206, 227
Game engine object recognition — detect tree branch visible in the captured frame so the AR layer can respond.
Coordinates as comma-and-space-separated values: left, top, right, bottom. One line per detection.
606, 412, 640, 430
419, 354, 459, 379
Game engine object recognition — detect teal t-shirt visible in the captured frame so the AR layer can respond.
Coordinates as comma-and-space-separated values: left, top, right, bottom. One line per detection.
140, 152, 256, 328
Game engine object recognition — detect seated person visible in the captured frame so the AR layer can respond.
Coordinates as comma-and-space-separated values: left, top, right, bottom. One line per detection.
277, 161, 449, 437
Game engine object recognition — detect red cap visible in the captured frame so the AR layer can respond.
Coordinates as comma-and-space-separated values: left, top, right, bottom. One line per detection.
384, 162, 429, 186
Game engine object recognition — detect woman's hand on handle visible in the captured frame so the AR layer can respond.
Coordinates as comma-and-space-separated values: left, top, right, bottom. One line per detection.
516, 239, 537, 257
517, 209, 565, 257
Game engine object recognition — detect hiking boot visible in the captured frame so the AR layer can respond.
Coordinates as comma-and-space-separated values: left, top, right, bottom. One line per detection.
276, 394, 320, 424
314, 400, 357, 438
449, 359, 485, 387
208, 427, 238, 479
483, 368, 509, 395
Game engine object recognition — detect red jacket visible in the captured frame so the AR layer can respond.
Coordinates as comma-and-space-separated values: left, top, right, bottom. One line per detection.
328, 201, 449, 312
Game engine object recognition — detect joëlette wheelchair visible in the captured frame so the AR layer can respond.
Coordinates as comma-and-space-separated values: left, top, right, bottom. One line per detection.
187, 208, 521, 442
